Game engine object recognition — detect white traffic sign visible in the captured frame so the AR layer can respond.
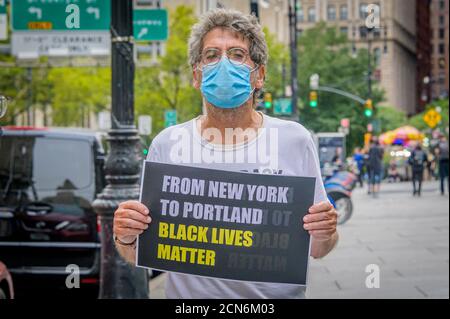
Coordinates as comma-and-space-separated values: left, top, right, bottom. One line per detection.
12, 31, 110, 58
310, 74, 319, 90
138, 115, 152, 135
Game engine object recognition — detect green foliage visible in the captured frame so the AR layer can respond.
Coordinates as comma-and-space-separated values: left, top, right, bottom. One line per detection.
296, 22, 384, 151
48, 67, 110, 126
263, 28, 289, 98
376, 105, 408, 132
408, 99, 449, 134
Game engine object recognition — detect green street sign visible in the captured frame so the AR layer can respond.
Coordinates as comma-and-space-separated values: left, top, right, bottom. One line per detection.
274, 98, 293, 116
133, 9, 168, 41
0, 0, 6, 14
11, 0, 110, 31
164, 110, 177, 128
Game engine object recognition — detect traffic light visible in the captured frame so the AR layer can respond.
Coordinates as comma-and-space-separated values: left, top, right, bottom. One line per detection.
364, 99, 373, 117
264, 92, 273, 109
309, 91, 318, 108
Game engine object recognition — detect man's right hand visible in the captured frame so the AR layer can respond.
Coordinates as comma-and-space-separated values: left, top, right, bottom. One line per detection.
113, 200, 151, 244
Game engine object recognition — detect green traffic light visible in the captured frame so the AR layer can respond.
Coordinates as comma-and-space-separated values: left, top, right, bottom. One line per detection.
264, 102, 272, 109
364, 109, 373, 117
143, 149, 149, 156
310, 101, 318, 108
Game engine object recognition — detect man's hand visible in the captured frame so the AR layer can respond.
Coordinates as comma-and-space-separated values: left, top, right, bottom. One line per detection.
113, 200, 152, 244
303, 201, 338, 258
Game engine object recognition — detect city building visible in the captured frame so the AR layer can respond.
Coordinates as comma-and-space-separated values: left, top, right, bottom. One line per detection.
430, 0, 449, 100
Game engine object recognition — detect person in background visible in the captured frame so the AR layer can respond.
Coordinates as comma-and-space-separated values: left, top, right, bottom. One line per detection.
353, 147, 365, 187
436, 135, 449, 195
409, 144, 428, 196
368, 137, 384, 197
387, 159, 400, 183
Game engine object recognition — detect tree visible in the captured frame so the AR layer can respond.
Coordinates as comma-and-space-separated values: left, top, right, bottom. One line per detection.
135, 5, 201, 136
296, 23, 384, 151
263, 28, 289, 99
409, 99, 449, 135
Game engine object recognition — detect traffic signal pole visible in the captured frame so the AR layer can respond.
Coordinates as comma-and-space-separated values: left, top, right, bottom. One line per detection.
288, 0, 299, 119
93, 0, 149, 299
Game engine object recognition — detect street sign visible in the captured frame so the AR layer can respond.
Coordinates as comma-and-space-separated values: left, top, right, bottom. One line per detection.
274, 98, 293, 115
133, 9, 168, 41
423, 109, 442, 128
0, 0, 6, 40
138, 115, 152, 135
310, 74, 319, 90
164, 110, 177, 128
12, 31, 110, 58
11, 0, 110, 31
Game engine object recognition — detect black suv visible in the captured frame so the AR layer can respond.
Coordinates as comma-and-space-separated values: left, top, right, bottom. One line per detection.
0, 127, 106, 298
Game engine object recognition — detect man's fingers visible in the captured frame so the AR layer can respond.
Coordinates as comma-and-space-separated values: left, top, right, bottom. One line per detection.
116, 208, 151, 224
119, 201, 149, 215
303, 212, 329, 223
117, 218, 149, 230
304, 220, 336, 231
308, 201, 333, 214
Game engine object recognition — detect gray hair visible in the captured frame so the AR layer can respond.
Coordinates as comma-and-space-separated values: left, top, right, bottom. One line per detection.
188, 9, 269, 68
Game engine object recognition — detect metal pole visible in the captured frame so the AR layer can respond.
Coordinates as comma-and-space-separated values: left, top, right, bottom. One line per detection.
27, 67, 32, 126
367, 30, 372, 98
288, 0, 298, 119
93, 0, 149, 299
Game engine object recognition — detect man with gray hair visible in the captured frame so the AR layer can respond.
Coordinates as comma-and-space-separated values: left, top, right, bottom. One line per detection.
113, 9, 338, 299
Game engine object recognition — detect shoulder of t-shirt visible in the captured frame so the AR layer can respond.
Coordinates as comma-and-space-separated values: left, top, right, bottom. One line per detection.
149, 118, 194, 151
264, 114, 313, 145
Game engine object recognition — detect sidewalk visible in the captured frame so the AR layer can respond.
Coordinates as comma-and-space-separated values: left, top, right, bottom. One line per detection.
149, 180, 449, 299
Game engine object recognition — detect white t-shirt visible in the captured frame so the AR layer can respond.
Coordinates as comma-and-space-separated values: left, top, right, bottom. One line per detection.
146, 113, 327, 299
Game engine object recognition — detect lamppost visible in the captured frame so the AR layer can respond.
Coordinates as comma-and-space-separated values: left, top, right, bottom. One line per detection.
92, 0, 148, 299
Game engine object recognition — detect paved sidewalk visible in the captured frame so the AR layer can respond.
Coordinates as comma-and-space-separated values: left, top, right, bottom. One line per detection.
149, 181, 449, 299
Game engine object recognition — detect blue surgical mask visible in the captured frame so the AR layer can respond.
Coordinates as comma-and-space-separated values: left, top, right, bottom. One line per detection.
200, 57, 257, 109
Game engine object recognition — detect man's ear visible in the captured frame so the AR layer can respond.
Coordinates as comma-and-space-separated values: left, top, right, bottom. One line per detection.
255, 65, 266, 90
193, 66, 201, 90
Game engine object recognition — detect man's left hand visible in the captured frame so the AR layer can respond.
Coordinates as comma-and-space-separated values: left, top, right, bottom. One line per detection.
303, 201, 338, 242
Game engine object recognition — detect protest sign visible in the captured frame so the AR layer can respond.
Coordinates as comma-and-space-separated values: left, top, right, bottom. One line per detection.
137, 162, 316, 285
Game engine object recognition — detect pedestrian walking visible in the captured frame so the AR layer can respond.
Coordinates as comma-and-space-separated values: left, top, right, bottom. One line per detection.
353, 147, 365, 187
436, 135, 449, 195
409, 144, 428, 196
368, 137, 384, 197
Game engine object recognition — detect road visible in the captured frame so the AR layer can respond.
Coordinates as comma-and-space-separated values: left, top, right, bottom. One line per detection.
149, 180, 449, 299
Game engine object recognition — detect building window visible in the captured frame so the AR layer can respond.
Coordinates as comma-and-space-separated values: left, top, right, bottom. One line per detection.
340, 27, 348, 36
327, 5, 336, 21
439, 43, 445, 55
439, 28, 445, 39
297, 8, 304, 22
359, 26, 368, 39
308, 7, 316, 22
439, 15, 445, 26
439, 0, 445, 10
340, 5, 348, 20
360, 3, 368, 19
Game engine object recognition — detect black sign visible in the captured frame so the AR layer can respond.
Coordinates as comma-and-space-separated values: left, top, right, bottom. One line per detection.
137, 162, 316, 285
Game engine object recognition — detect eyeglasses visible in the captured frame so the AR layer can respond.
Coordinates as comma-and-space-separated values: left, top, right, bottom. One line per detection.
200, 47, 250, 67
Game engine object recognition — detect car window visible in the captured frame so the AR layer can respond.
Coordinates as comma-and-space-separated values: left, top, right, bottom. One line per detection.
0, 136, 93, 192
